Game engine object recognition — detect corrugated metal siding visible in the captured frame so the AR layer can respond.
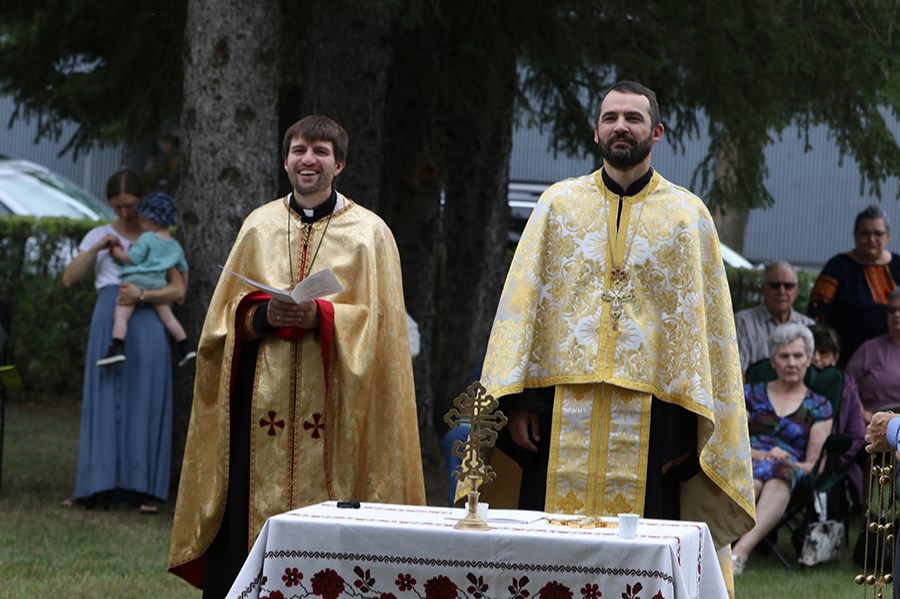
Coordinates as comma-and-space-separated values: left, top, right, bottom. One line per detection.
0, 95, 124, 200
746, 125, 900, 269
510, 116, 900, 270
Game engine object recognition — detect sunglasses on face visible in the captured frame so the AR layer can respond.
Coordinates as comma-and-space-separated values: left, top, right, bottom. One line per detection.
765, 281, 797, 290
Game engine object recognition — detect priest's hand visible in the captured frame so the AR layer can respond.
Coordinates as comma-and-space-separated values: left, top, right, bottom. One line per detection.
866, 412, 900, 453
508, 409, 541, 453
267, 298, 319, 330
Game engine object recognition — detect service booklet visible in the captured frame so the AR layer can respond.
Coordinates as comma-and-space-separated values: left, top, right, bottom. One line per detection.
227, 268, 344, 304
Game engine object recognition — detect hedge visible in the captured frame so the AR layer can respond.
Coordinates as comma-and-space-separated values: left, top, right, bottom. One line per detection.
0, 217, 97, 398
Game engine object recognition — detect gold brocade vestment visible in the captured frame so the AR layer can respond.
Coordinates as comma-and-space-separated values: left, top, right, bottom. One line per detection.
168, 195, 425, 587
480, 170, 755, 551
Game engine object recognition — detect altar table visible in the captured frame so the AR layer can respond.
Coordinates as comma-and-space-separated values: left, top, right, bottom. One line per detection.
227, 502, 727, 599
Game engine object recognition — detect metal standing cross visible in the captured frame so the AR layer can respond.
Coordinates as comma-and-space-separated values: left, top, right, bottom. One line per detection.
601, 266, 634, 331
444, 381, 508, 530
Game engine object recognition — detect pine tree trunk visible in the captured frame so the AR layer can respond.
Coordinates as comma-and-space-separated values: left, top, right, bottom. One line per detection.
295, 1, 393, 215
433, 8, 518, 424
380, 21, 446, 506
171, 0, 280, 494
709, 129, 750, 253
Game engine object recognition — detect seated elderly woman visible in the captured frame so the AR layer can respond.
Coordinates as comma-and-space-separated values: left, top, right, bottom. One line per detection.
731, 323, 833, 574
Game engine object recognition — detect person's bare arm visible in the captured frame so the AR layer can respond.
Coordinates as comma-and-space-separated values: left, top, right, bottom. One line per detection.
110, 245, 131, 264
176, 271, 190, 305
61, 233, 120, 288
118, 266, 186, 305
798, 419, 833, 475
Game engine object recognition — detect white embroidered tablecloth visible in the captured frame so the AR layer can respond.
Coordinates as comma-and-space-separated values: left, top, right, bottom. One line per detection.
228, 502, 727, 599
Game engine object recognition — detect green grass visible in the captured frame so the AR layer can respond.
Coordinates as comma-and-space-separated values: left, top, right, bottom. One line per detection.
0, 398, 199, 599
733, 523, 891, 599
0, 397, 891, 598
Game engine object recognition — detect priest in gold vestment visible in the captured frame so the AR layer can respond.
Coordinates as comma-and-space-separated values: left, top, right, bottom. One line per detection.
480, 82, 754, 592
169, 116, 425, 596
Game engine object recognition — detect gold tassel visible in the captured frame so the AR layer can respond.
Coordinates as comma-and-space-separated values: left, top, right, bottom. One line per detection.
855, 452, 896, 598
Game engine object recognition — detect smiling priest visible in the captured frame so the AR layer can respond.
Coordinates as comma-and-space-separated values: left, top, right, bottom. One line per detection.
168, 116, 425, 598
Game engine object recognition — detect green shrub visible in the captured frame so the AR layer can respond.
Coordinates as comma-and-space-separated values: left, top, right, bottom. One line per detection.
0, 217, 99, 397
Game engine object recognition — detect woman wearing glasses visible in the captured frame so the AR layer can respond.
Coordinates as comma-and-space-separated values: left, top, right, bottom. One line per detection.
809, 204, 900, 369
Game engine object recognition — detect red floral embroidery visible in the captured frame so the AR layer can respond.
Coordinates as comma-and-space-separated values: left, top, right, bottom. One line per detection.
354, 566, 376, 592
509, 576, 531, 598
312, 568, 346, 599
283, 567, 303, 587
251, 561, 666, 599
621, 582, 643, 599
424, 574, 459, 599
539, 581, 573, 599
304, 413, 325, 438
467, 573, 488, 598
260, 410, 285, 436
396, 573, 417, 592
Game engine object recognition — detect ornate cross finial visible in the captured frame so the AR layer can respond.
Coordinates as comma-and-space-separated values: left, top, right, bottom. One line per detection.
601, 267, 634, 331
444, 381, 507, 530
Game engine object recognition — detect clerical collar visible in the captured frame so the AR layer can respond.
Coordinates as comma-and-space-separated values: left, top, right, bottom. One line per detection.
601, 168, 653, 197
289, 188, 337, 223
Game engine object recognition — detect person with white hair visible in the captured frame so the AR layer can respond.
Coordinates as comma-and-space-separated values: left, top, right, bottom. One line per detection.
731, 323, 833, 574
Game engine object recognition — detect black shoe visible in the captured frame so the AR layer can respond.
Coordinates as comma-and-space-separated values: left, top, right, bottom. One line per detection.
177, 341, 196, 367
97, 344, 126, 366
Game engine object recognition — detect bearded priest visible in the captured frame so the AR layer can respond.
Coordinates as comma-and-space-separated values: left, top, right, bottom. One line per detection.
479, 81, 754, 596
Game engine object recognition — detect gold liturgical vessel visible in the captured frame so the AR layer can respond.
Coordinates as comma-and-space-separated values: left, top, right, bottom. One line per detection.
856, 452, 897, 598
444, 381, 507, 531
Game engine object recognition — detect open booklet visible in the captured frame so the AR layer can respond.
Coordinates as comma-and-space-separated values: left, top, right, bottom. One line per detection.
227, 267, 344, 304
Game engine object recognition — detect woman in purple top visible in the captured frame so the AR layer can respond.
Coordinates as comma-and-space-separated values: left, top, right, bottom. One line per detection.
846, 287, 900, 423
731, 323, 833, 575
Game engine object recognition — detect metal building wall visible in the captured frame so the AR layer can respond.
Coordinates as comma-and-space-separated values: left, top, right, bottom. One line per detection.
0, 95, 125, 200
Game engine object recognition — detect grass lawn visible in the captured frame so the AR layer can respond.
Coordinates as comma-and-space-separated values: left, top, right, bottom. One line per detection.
0, 397, 891, 598
0, 398, 199, 599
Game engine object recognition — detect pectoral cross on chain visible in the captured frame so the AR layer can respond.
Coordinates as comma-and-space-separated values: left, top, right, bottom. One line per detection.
601, 266, 633, 331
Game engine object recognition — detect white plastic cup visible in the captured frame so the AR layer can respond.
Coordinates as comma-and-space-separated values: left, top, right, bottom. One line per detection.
618, 513, 639, 539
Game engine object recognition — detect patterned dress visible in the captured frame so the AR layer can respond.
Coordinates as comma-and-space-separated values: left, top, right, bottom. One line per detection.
745, 382, 833, 490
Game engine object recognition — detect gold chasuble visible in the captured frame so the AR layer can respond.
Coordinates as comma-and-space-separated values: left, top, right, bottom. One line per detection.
169, 195, 425, 587
481, 170, 755, 551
